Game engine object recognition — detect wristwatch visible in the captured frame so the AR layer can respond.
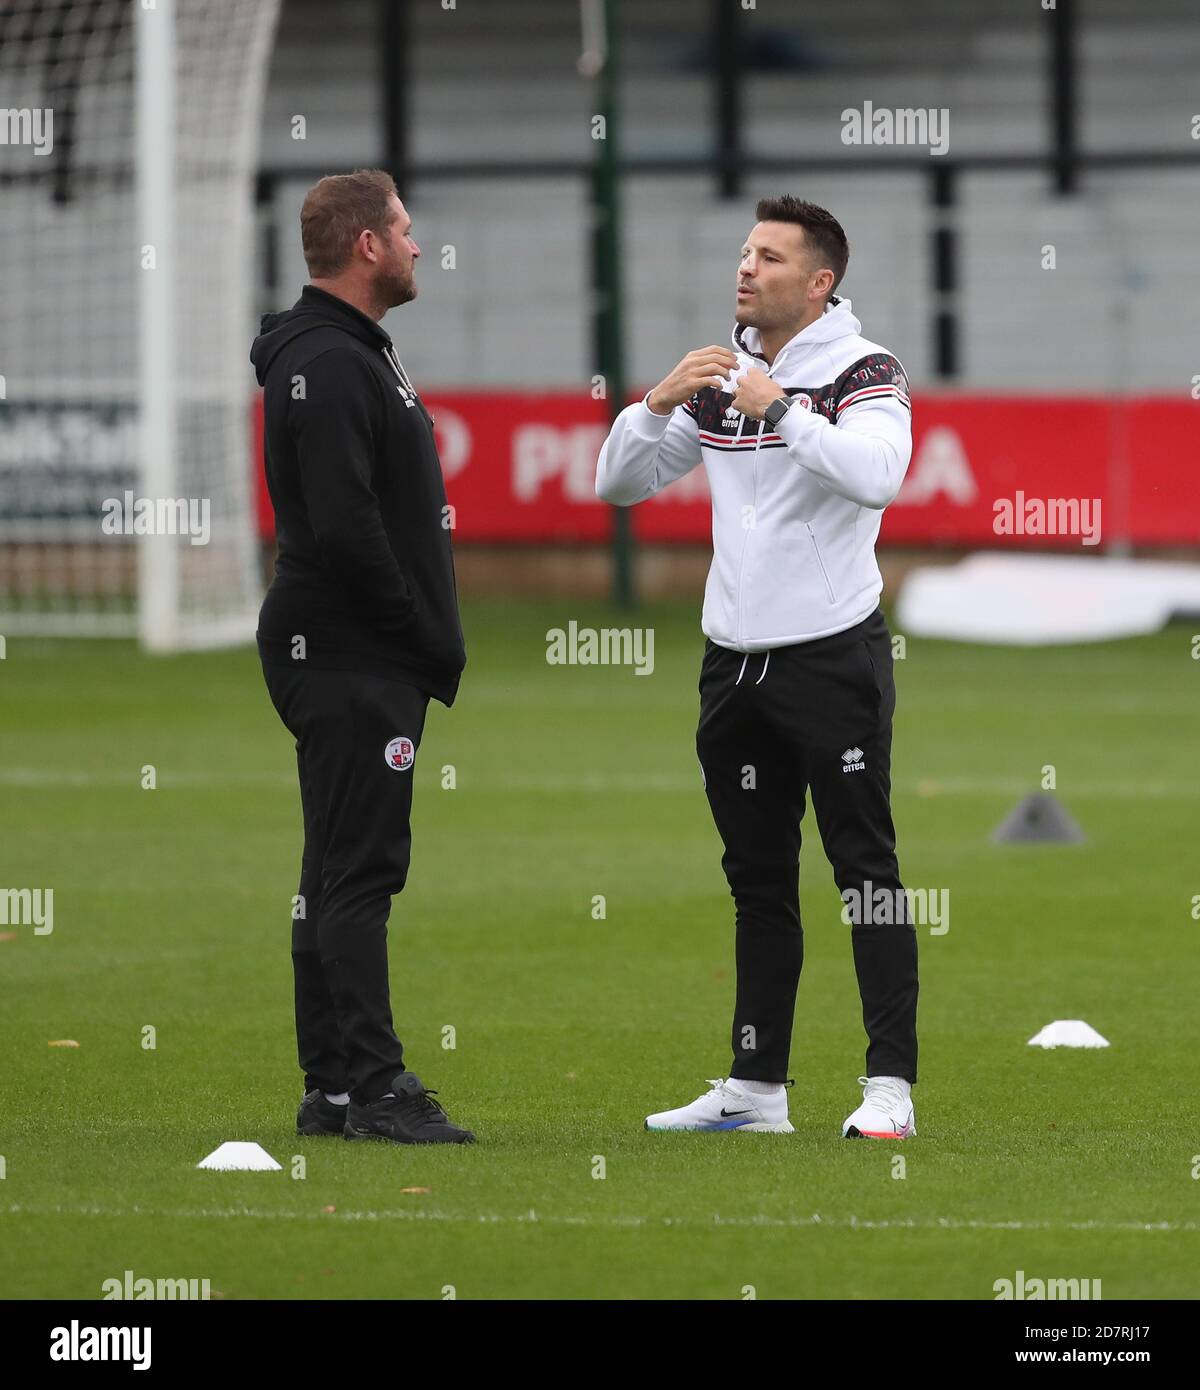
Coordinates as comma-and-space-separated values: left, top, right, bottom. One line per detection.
763, 395, 793, 429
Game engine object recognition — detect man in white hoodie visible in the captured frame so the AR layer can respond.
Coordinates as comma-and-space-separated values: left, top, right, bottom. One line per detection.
595, 196, 918, 1140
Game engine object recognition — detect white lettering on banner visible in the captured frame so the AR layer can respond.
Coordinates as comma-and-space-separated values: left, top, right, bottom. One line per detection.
513, 423, 611, 502
893, 426, 977, 506
511, 422, 711, 506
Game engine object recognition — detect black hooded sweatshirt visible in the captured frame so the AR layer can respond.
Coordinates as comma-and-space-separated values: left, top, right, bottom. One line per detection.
250, 285, 465, 705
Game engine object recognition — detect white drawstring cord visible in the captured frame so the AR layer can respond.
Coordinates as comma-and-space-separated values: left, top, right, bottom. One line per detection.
383, 343, 417, 397
755, 650, 771, 685
734, 653, 749, 685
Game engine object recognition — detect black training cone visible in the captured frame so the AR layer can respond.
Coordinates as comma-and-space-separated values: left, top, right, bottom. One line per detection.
991, 792, 1085, 844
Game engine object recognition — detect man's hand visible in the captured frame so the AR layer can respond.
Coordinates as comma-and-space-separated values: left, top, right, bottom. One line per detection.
731, 366, 787, 422
646, 345, 738, 415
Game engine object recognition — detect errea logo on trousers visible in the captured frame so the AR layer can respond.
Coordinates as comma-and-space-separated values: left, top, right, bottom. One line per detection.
842, 747, 865, 773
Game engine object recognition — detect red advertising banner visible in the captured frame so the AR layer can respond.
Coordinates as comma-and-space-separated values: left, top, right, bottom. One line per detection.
253, 392, 1199, 546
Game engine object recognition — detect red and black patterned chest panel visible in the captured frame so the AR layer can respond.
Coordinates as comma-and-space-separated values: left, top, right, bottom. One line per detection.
682, 352, 907, 450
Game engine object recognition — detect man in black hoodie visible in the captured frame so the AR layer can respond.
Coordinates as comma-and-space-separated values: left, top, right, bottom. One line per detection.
251, 168, 473, 1145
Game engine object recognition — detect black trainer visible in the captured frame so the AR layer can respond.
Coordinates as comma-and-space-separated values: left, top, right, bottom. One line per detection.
343, 1072, 475, 1145
296, 1089, 349, 1137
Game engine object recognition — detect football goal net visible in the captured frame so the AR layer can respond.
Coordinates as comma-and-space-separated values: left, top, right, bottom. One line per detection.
0, 0, 280, 649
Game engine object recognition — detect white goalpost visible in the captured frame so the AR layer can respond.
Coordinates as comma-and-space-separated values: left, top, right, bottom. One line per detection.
136, 0, 179, 650
0, 0, 281, 649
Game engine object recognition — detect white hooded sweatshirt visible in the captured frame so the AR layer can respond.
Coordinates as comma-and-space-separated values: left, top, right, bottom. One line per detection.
594, 296, 912, 651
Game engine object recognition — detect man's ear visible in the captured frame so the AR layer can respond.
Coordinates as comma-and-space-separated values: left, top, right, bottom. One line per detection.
357, 228, 379, 265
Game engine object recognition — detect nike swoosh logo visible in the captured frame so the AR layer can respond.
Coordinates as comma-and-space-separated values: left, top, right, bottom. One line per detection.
720, 1107, 753, 1117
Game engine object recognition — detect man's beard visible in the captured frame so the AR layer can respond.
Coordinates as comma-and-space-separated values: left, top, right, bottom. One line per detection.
378, 262, 416, 308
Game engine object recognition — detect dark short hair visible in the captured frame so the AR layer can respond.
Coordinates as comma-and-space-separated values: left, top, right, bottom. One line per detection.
301, 168, 399, 278
754, 196, 849, 295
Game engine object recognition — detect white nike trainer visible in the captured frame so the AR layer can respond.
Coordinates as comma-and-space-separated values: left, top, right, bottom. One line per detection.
842, 1075, 916, 1139
644, 1078, 794, 1133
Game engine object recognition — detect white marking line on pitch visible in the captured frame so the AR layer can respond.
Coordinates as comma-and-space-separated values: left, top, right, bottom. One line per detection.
5, 1202, 1196, 1234
0, 767, 1195, 799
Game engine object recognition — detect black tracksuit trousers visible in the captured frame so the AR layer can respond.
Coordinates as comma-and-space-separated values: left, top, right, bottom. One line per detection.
695, 607, 918, 1086
261, 660, 429, 1104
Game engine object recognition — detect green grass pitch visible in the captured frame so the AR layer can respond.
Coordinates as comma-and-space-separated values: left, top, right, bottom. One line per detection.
1, 598, 1197, 1300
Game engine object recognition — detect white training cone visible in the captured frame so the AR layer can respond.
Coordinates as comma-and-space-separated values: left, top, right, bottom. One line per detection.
196, 1141, 282, 1171
1027, 1020, 1109, 1049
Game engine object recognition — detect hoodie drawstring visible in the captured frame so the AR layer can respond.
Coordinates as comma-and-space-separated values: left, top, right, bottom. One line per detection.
382, 343, 417, 398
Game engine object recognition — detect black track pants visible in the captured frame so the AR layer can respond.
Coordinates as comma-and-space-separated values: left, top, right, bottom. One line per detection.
261, 660, 430, 1103
695, 608, 918, 1085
